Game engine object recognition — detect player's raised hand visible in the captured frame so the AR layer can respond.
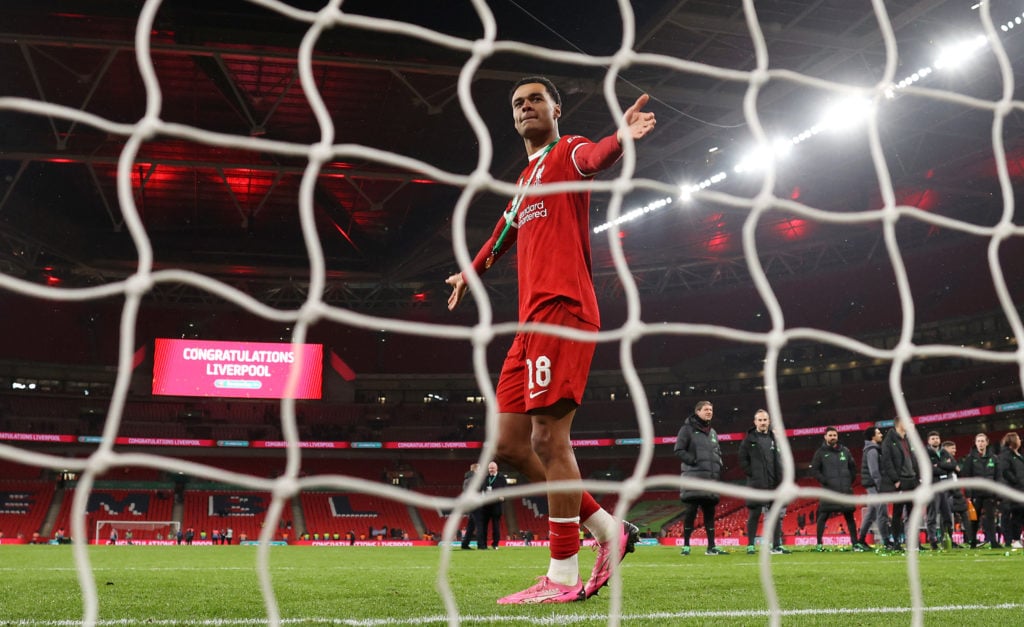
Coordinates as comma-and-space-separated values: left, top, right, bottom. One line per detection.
619, 93, 656, 142
446, 272, 468, 311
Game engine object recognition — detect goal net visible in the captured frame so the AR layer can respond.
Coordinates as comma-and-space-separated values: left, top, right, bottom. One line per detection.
95, 520, 180, 545
0, 1, 1022, 626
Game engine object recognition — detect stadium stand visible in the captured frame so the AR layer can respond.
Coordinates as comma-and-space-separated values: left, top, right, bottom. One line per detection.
181, 490, 274, 542
0, 480, 55, 540
50, 487, 175, 541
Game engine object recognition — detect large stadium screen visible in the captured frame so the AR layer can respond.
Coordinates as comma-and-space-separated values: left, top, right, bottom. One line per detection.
152, 338, 323, 399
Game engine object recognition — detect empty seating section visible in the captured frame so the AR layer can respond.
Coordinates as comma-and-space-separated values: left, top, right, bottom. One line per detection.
0, 480, 54, 539
415, 459, 469, 491
0, 459, 44, 480
617, 490, 680, 534
299, 457, 386, 479
97, 467, 167, 482
344, 493, 418, 539
510, 495, 548, 540
296, 490, 422, 540
301, 492, 375, 539
181, 456, 289, 479
181, 490, 273, 541
51, 488, 174, 541
3, 349, 1017, 446
410, 485, 459, 538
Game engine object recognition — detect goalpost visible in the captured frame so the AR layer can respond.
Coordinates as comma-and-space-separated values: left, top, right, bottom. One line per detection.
95, 520, 181, 545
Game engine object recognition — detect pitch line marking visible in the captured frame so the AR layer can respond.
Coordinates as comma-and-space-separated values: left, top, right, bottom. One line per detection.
7, 603, 1024, 626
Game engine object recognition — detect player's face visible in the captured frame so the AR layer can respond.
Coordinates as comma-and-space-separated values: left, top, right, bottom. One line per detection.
511, 83, 560, 140
488, 462, 498, 475
753, 412, 770, 432
824, 430, 838, 446
872, 429, 883, 443
697, 404, 713, 421
928, 434, 940, 448
944, 444, 956, 457
975, 434, 988, 452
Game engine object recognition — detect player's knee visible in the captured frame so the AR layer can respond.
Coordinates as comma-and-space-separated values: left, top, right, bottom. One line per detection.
495, 439, 530, 468
530, 428, 568, 466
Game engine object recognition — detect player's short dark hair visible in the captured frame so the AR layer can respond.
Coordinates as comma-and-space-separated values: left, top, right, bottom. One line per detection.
694, 400, 712, 413
941, 440, 955, 449
927, 430, 940, 438
511, 76, 561, 106
864, 426, 879, 440
824, 426, 838, 435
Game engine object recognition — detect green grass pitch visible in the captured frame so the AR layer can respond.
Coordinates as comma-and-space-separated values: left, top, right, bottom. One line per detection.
0, 544, 1021, 625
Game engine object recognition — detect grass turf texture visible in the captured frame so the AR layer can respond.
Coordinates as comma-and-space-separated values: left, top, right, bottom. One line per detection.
0, 544, 1020, 625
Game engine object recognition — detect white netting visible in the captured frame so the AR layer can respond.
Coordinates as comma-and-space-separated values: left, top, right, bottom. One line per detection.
0, 1, 1022, 626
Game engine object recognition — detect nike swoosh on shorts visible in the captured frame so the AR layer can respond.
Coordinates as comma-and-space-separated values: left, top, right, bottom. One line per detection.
529, 389, 549, 399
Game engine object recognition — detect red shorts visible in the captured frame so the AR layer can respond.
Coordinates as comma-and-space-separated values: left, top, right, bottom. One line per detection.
495, 302, 597, 414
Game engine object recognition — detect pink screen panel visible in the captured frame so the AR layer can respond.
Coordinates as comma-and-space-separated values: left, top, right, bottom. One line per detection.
152, 338, 322, 399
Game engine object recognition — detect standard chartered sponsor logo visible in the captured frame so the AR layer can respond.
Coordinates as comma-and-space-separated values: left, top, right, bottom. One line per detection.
519, 200, 547, 226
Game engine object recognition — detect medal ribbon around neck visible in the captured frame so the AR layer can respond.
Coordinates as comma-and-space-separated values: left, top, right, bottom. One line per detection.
486, 138, 560, 268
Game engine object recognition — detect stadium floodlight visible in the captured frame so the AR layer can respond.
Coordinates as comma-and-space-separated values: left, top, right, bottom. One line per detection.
734, 139, 793, 174
934, 35, 988, 70
817, 96, 875, 133
593, 196, 675, 233
591, 14, 1014, 234
734, 146, 769, 174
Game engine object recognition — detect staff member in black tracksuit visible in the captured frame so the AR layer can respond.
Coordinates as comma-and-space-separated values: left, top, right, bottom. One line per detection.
961, 432, 1002, 548
857, 426, 893, 550
880, 421, 920, 550
461, 463, 481, 549
809, 426, 861, 551
738, 409, 788, 554
998, 432, 1024, 547
674, 400, 725, 556
925, 430, 959, 549
943, 440, 969, 544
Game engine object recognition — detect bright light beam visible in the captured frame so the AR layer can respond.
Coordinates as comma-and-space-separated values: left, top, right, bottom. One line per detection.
934, 35, 988, 70
817, 97, 876, 133
591, 11, 1018, 234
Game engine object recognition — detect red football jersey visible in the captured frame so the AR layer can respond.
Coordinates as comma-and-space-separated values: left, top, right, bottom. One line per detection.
470, 134, 623, 327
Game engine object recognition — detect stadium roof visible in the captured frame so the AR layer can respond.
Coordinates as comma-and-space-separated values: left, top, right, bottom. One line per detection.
1, 0, 1022, 312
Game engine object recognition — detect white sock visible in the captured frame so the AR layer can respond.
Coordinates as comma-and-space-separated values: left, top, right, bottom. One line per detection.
546, 554, 579, 586
546, 516, 580, 585
583, 508, 618, 543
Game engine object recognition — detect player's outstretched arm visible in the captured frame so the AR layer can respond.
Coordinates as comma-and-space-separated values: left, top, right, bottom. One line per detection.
576, 94, 657, 175
446, 272, 468, 311
617, 93, 656, 143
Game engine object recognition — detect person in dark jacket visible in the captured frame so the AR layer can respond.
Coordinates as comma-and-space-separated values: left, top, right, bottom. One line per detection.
925, 430, 959, 549
460, 463, 481, 549
998, 432, 1024, 548
738, 409, 789, 554
943, 441, 968, 545
879, 421, 920, 550
674, 400, 725, 555
809, 427, 861, 551
478, 461, 508, 549
857, 426, 893, 550
960, 432, 1001, 548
